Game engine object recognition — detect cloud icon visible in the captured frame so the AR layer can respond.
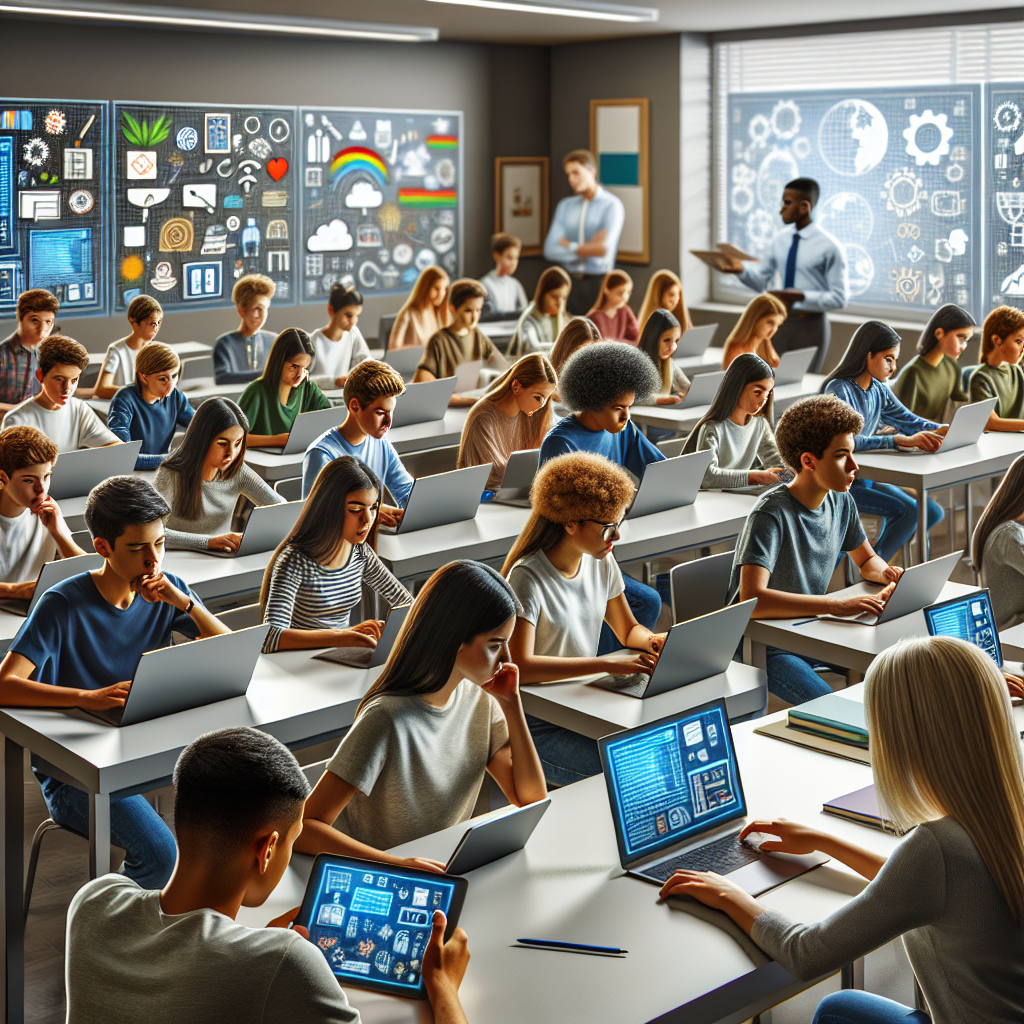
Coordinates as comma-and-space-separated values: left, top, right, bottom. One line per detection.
948, 228, 968, 256
346, 181, 383, 209
307, 219, 353, 252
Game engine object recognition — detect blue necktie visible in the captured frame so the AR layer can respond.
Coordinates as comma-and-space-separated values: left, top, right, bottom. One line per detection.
783, 232, 801, 290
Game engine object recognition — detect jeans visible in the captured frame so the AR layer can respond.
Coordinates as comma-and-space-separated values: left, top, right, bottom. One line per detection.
525, 714, 602, 787
766, 646, 835, 705
850, 479, 943, 563
37, 774, 177, 889
812, 991, 930, 1024
598, 573, 662, 656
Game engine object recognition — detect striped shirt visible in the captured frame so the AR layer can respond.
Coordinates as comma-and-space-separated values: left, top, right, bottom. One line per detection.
262, 543, 411, 653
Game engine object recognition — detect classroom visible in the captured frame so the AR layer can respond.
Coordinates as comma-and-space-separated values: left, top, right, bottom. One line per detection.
0, 2, 1023, 1022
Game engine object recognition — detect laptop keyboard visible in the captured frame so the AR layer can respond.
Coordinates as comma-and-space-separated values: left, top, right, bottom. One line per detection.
589, 672, 648, 697
644, 829, 762, 881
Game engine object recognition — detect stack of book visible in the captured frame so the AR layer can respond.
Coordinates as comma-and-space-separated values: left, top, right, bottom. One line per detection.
787, 693, 868, 750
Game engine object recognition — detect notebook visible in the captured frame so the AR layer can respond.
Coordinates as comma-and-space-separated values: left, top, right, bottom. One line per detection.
787, 693, 868, 749
822, 784, 908, 836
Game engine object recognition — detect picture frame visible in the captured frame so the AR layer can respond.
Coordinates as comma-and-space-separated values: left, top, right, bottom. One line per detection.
494, 156, 549, 257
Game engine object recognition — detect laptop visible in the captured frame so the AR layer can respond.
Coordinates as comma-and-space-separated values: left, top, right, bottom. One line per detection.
253, 407, 342, 456
598, 700, 829, 893
49, 441, 144, 500
675, 323, 717, 359
454, 359, 483, 393
681, 371, 725, 407
387, 463, 490, 534
626, 450, 714, 519
589, 600, 756, 698
445, 798, 551, 875
208, 500, 303, 558
314, 604, 411, 668
773, 347, 818, 386
890, 398, 996, 455
384, 345, 423, 379
818, 550, 962, 626
390, 377, 457, 428
493, 448, 540, 507
82, 624, 270, 727
0, 553, 104, 616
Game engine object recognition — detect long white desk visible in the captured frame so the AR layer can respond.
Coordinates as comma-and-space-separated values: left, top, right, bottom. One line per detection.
161, 547, 273, 603
58, 470, 157, 533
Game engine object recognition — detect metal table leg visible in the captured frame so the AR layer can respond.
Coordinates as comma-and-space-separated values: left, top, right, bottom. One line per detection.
918, 487, 930, 564
4, 737, 25, 1024
89, 792, 111, 879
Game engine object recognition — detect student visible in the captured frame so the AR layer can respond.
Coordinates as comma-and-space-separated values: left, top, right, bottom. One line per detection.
107, 343, 194, 470
260, 456, 411, 653
155, 398, 284, 553
508, 266, 572, 358
971, 452, 1024, 630
238, 328, 331, 448
303, 360, 413, 527
720, 293, 786, 370
727, 394, 901, 704
479, 232, 528, 321
388, 266, 450, 350
968, 304, 1024, 431
94, 295, 163, 400
661, 635, 1024, 1024
213, 274, 276, 384
504, 452, 665, 784
681, 353, 786, 489
586, 270, 639, 345
0, 476, 230, 889
65, 726, 473, 1024
296, 560, 547, 867
0, 426, 86, 600
636, 309, 690, 404
0, 288, 58, 412
548, 315, 602, 374
637, 269, 693, 334
457, 354, 558, 492
309, 285, 371, 389
1, 335, 118, 453
822, 321, 945, 562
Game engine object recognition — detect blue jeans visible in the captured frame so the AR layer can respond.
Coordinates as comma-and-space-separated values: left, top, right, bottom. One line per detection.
598, 573, 662, 656
850, 479, 943, 563
812, 991, 930, 1024
37, 774, 177, 889
525, 714, 602, 787
766, 646, 835, 705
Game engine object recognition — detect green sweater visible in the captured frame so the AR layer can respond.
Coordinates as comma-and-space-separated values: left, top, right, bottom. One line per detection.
892, 354, 968, 422
969, 361, 1024, 419
238, 377, 331, 435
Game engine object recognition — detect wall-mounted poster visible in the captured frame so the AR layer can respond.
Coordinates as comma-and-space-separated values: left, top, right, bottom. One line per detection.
0, 98, 109, 315
986, 84, 1024, 308
112, 101, 297, 311
298, 107, 462, 301
495, 157, 549, 256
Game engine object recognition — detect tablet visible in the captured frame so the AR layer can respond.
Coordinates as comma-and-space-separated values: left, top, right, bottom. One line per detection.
296, 854, 469, 999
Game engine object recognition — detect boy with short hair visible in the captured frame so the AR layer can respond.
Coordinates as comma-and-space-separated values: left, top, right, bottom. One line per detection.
310, 285, 371, 389
1, 335, 118, 452
479, 233, 528, 321
728, 394, 901, 705
968, 304, 1024, 431
213, 274, 276, 384
0, 475, 231, 888
94, 294, 164, 400
65, 726, 472, 1024
0, 288, 59, 411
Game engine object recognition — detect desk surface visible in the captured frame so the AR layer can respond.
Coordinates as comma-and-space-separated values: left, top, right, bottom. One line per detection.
161, 546, 273, 601
59, 470, 156, 532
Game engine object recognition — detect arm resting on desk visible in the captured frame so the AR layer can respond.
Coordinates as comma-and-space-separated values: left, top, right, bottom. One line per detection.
0, 652, 130, 710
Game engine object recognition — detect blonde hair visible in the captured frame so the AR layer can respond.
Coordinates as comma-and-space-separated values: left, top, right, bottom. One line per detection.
866, 636, 1024, 921
591, 270, 633, 313
135, 342, 180, 380
722, 293, 787, 358
638, 270, 689, 333
396, 266, 450, 325
549, 317, 601, 373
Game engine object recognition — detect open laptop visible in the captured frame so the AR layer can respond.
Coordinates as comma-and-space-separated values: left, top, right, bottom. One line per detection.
675, 323, 717, 358
252, 407, 342, 456
445, 798, 551, 875
0, 553, 103, 616
391, 377, 457, 428
208, 500, 303, 558
49, 441, 144, 500
890, 398, 996, 456
454, 359, 483, 393
386, 463, 490, 534
590, 600, 756, 698
598, 700, 829, 893
493, 448, 540, 507
384, 345, 423, 379
773, 347, 818, 386
314, 603, 411, 668
681, 371, 725, 407
82, 624, 270, 727
818, 550, 962, 626
626, 449, 714, 519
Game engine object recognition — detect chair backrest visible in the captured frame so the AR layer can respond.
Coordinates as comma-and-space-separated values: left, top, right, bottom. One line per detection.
670, 550, 736, 623
656, 437, 687, 457
378, 313, 398, 348
274, 476, 303, 501
961, 363, 979, 393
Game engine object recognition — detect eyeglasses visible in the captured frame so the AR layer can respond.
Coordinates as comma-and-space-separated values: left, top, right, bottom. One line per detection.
585, 518, 624, 543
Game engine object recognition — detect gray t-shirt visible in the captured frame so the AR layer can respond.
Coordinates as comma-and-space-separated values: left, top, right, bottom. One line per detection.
979, 518, 1024, 630
696, 417, 784, 490
66, 875, 360, 1024
0, 507, 56, 584
726, 485, 865, 605
327, 683, 509, 851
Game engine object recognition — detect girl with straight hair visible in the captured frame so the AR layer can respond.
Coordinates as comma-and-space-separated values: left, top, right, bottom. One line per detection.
296, 559, 547, 869
636, 309, 690, 404
549, 316, 601, 374
972, 451, 1024, 629
968, 304, 1024, 431
637, 269, 692, 334
154, 397, 284, 553
721, 293, 786, 370
586, 269, 639, 344
660, 635, 1024, 1024
388, 266, 450, 350
509, 266, 572, 357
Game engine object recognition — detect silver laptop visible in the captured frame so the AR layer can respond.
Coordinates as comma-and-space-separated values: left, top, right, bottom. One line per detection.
445, 798, 551, 875
494, 448, 540, 507
391, 377, 457, 428
626, 450, 714, 519
254, 407, 342, 456
313, 603, 411, 668
0, 553, 103, 616
818, 550, 962, 625
675, 323, 717, 358
208, 500, 303, 558
773, 346, 817, 386
454, 360, 483, 393
890, 398, 996, 455
681, 371, 726, 407
599, 700, 829, 894
82, 624, 270, 727
389, 463, 490, 533
49, 441, 144, 500
384, 345, 424, 379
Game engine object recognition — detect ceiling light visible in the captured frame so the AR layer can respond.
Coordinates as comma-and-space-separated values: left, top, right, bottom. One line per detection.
424, 0, 658, 23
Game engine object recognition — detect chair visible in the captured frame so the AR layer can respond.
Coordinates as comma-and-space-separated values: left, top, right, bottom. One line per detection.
656, 437, 687, 457
25, 818, 87, 921
669, 550, 735, 623
377, 313, 398, 349
961, 363, 980, 393
275, 476, 303, 501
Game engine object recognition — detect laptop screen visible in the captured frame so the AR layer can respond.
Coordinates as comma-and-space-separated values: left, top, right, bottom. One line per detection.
600, 700, 746, 864
923, 589, 1002, 667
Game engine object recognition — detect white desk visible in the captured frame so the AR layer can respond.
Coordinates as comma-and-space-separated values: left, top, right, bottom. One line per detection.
161, 547, 273, 603
998, 621, 1024, 660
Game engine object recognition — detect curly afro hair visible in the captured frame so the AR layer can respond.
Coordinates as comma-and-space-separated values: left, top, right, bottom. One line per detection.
775, 394, 864, 472
557, 341, 661, 413
531, 451, 635, 524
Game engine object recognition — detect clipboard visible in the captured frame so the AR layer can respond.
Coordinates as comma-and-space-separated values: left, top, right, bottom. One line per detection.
689, 242, 759, 271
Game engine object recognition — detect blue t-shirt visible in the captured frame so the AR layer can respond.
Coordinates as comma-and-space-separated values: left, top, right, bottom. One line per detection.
106, 384, 195, 470
538, 414, 665, 480
10, 571, 201, 690
302, 426, 414, 505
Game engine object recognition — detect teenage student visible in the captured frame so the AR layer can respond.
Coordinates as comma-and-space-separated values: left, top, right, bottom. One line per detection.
65, 726, 473, 1024
637, 309, 690, 404
238, 328, 331, 448
504, 452, 665, 784
296, 559, 547, 868
661, 635, 1024, 1024
1, 335, 118, 452
0, 288, 58, 411
968, 304, 1024, 430
637, 269, 693, 334
302, 360, 412, 527
309, 286, 370, 389
0, 476, 230, 889
456, 353, 558, 492
213, 274, 276, 384
729, 394, 902, 704
586, 270, 639, 344
155, 398, 285, 553
720, 293, 787, 370
388, 266, 450, 350
549, 316, 602, 374
0, 426, 86, 600
508, 266, 572, 358
260, 457, 411, 653
479, 232, 528, 321
972, 452, 1024, 630
107, 343, 194, 470
94, 295, 163, 400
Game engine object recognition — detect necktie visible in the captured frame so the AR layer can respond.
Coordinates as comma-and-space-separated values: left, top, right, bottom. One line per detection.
783, 232, 801, 290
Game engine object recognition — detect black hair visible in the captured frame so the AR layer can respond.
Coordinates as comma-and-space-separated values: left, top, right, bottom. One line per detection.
558, 341, 661, 413
84, 475, 170, 546
173, 727, 310, 852
785, 177, 820, 208
917, 303, 976, 355
821, 320, 902, 391
682, 353, 775, 454
328, 285, 364, 312
259, 327, 315, 388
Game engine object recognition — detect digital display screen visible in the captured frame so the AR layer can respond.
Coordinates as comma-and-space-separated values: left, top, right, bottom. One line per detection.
924, 590, 1002, 666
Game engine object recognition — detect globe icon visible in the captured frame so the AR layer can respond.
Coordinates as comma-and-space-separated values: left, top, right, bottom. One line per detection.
756, 146, 800, 210
844, 243, 875, 297
818, 99, 889, 177
818, 192, 874, 245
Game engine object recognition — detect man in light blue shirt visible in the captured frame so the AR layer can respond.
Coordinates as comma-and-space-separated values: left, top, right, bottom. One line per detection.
544, 149, 625, 315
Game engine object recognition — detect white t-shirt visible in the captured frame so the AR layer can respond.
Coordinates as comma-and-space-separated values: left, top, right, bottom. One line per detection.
507, 548, 624, 658
309, 327, 371, 388
101, 337, 140, 387
0, 396, 117, 454
0, 508, 56, 584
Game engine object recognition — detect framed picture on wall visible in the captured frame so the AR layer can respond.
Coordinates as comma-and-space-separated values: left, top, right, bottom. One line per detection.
495, 157, 549, 256
590, 98, 649, 264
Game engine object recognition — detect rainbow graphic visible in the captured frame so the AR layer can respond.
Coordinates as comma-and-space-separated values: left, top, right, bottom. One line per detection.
330, 146, 388, 189
399, 189, 458, 207
427, 135, 458, 149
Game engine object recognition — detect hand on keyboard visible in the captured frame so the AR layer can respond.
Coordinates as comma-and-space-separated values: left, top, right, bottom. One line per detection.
599, 650, 657, 676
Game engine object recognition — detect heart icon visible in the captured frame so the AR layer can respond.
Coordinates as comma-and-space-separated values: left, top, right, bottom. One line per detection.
267, 157, 288, 182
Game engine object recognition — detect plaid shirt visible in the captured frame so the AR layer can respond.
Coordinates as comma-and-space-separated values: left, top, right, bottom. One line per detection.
0, 335, 40, 405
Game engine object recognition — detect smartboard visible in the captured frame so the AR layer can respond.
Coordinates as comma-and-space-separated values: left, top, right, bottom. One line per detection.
986, 84, 1024, 308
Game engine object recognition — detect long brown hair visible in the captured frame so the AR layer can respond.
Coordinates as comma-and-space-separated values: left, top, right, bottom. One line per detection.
532, 265, 571, 308
722, 293, 787, 356
638, 269, 689, 332
396, 266, 450, 324
549, 317, 601, 373
590, 270, 632, 313
972, 451, 1024, 570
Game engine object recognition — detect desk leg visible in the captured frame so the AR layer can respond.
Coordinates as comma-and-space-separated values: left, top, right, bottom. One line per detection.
917, 486, 929, 565
4, 737, 25, 1024
88, 793, 110, 879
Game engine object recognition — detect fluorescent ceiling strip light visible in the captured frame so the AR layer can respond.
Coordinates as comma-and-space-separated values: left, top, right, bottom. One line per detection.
0, 0, 439, 41
424, 0, 658, 22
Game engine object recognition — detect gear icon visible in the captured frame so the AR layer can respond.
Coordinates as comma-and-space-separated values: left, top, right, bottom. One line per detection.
994, 101, 1022, 133
22, 138, 49, 167
746, 209, 775, 250
903, 110, 953, 166
792, 136, 812, 160
731, 185, 754, 215
748, 114, 771, 146
881, 167, 926, 219
945, 162, 964, 183
770, 100, 801, 140
732, 163, 756, 187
